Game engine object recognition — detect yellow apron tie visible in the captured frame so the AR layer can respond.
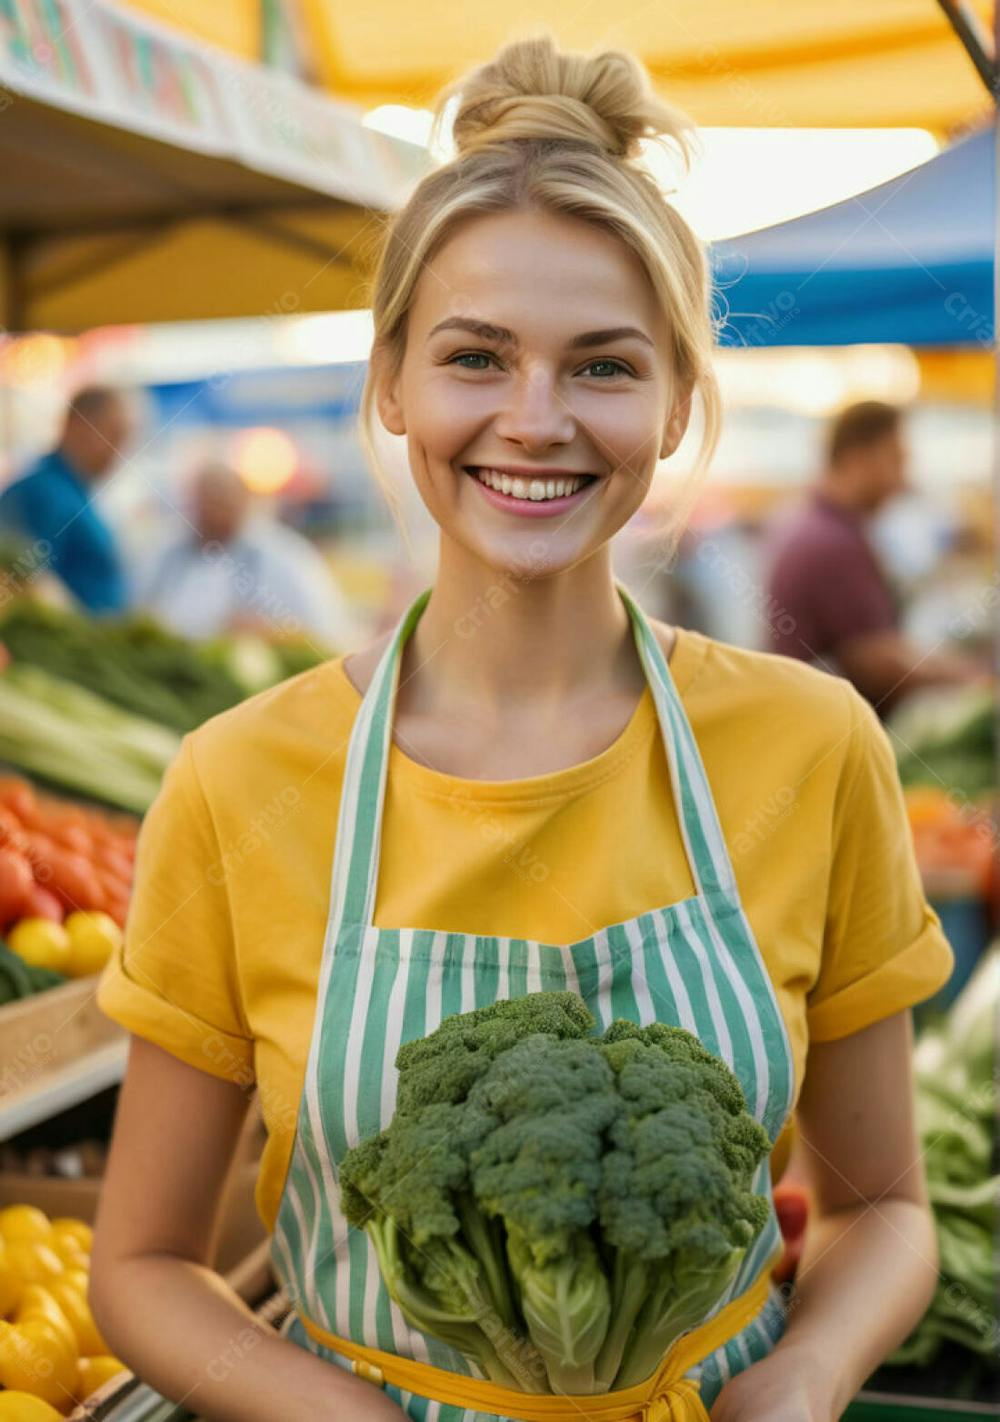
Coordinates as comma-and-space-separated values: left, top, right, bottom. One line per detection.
297, 1247, 780, 1420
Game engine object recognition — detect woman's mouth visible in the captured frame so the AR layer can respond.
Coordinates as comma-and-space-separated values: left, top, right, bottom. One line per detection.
463, 466, 598, 517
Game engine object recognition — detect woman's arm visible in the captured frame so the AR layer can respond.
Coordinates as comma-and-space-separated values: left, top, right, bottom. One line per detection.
89, 1035, 407, 1422
711, 1009, 939, 1421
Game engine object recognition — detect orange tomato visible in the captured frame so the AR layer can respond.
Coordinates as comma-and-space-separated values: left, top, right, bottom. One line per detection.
103, 900, 128, 931
43, 852, 103, 914
93, 847, 132, 883
96, 869, 129, 901
48, 825, 93, 858
0, 781, 38, 828
20, 885, 64, 924
0, 848, 34, 926
19, 834, 56, 885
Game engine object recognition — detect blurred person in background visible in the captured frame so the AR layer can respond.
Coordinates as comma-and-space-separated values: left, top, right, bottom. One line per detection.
764, 400, 984, 713
135, 460, 363, 651
0, 385, 134, 614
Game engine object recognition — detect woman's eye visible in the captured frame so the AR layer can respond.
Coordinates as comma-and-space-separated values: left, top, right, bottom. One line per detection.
448, 352, 632, 378
584, 359, 632, 378
449, 352, 497, 370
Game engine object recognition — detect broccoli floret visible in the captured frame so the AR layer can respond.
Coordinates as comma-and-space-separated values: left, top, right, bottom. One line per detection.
394, 992, 595, 1114
592, 1024, 771, 1390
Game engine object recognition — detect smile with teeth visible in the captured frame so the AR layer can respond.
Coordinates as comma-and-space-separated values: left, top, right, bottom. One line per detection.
466, 467, 595, 501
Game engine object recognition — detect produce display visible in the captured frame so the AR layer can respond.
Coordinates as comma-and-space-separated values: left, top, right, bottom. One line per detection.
885, 947, 998, 1381
340, 992, 771, 1396
0, 1203, 127, 1416
904, 786, 996, 896
889, 684, 995, 803
0, 665, 178, 814
0, 779, 135, 938
0, 601, 327, 735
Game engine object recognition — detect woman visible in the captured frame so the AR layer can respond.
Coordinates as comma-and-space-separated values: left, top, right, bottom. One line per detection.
91, 33, 954, 1422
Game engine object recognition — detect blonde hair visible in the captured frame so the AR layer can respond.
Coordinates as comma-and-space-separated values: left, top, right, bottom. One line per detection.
359, 31, 722, 560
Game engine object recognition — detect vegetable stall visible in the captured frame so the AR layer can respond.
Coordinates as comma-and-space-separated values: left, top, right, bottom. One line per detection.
0, 597, 332, 1420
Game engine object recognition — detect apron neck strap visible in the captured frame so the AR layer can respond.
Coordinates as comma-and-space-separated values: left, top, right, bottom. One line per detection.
331, 581, 738, 940
616, 581, 738, 905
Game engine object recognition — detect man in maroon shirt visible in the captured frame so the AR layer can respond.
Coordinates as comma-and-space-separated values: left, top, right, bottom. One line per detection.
764, 401, 982, 713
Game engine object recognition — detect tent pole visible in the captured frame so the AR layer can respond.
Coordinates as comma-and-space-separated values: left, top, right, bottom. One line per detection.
935, 0, 996, 93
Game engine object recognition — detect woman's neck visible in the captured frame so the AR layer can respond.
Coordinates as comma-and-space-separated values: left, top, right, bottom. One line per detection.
397, 546, 648, 727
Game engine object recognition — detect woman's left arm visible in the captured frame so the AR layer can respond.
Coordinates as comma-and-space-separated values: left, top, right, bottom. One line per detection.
711, 1009, 939, 1421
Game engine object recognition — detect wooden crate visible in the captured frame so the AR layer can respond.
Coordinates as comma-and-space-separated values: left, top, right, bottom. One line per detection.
0, 976, 126, 1139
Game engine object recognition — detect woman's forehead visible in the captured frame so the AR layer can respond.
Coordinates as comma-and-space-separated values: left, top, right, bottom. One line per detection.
413, 211, 664, 340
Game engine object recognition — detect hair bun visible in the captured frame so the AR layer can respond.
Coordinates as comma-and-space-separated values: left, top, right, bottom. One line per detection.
434, 31, 694, 167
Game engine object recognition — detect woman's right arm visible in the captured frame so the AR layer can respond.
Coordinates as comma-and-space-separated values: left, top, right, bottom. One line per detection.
89, 1035, 407, 1422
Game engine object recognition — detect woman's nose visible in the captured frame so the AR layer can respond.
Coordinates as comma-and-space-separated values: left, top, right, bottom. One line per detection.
492, 366, 576, 449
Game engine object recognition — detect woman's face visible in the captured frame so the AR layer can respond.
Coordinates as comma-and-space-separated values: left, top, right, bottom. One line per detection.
375, 207, 691, 577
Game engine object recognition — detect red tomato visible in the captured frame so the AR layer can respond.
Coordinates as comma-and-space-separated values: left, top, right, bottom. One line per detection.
50, 823, 94, 856
0, 846, 34, 924
0, 779, 39, 827
21, 883, 64, 923
97, 868, 130, 902
20, 831, 56, 885
45, 849, 105, 912
43, 802, 89, 829
94, 847, 133, 884
0, 806, 23, 843
104, 898, 129, 930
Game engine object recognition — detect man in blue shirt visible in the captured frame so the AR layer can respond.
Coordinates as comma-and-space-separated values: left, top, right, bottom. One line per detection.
0, 386, 134, 614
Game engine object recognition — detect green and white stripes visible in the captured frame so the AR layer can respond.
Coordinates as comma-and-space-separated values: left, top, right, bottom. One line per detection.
272, 580, 796, 1421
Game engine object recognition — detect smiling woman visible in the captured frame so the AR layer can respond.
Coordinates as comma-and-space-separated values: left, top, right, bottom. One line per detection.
93, 28, 954, 1422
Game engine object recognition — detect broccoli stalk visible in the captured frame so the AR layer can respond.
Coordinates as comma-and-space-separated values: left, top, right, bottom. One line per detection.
454, 1190, 519, 1332
505, 1227, 611, 1395
597, 1245, 745, 1387
366, 1213, 536, 1389
592, 1246, 654, 1391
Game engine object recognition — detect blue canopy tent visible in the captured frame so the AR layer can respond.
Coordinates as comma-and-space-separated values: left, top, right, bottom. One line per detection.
711, 125, 994, 349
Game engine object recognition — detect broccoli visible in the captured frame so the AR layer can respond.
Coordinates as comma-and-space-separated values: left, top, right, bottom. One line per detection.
339, 1099, 545, 1388
467, 1035, 619, 1393
339, 992, 772, 1397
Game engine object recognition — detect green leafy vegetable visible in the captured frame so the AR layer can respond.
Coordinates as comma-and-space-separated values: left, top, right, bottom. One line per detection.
339, 991, 771, 1396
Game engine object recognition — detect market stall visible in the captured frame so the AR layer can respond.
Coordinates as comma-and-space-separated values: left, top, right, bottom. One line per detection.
711, 124, 994, 349
705, 31, 1000, 1410
0, 8, 429, 1411
0, 0, 431, 330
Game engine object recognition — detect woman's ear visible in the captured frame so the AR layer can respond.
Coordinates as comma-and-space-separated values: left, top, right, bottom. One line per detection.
373, 345, 406, 437
661, 381, 694, 459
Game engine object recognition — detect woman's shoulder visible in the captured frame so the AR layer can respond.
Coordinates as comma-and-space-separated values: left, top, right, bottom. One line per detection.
181, 650, 366, 789
671, 623, 865, 745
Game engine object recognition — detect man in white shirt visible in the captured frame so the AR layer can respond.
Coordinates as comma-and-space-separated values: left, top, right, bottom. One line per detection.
136, 463, 363, 652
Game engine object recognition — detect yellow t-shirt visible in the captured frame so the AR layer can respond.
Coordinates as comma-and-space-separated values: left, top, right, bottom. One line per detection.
97, 625, 954, 1235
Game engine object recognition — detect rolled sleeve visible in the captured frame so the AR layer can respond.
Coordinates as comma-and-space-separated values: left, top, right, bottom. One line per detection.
97, 735, 255, 1084
806, 684, 955, 1042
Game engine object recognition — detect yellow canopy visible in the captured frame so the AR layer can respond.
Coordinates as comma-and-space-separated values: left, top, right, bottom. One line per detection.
0, 1, 427, 331
126, 0, 994, 133
3, 0, 993, 332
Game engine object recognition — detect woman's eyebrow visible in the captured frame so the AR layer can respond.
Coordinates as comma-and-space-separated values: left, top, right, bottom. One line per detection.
427, 317, 653, 349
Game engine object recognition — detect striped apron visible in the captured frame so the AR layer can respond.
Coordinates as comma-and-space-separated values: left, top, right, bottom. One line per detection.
270, 579, 796, 1420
